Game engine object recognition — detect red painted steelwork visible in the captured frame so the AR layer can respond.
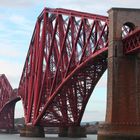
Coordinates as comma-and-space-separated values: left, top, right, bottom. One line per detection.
123, 27, 140, 54
0, 7, 139, 130
18, 7, 109, 126
0, 97, 20, 129
0, 74, 20, 129
0, 74, 13, 109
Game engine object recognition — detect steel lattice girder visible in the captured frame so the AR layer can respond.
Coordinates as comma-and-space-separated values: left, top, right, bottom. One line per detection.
0, 74, 13, 109
18, 7, 109, 126
0, 74, 20, 129
0, 97, 20, 129
123, 28, 140, 54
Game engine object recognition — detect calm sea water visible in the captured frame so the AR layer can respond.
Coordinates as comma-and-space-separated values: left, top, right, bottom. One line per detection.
0, 134, 97, 140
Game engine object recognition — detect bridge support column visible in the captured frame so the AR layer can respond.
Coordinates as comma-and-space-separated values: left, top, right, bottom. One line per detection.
20, 126, 45, 137
59, 126, 86, 138
98, 8, 140, 140
68, 126, 86, 138
58, 127, 68, 137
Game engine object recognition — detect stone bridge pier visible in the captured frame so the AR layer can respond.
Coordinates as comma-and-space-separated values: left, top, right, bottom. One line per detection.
98, 8, 140, 140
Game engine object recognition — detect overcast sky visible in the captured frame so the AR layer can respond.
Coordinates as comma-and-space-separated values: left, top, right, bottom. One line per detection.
0, 0, 140, 122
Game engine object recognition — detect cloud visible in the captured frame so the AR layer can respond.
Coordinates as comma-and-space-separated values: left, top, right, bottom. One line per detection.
0, 60, 23, 88
82, 110, 106, 122
0, 13, 34, 63
6, 14, 34, 34
0, 42, 22, 58
0, 0, 139, 15
0, 12, 34, 42
8, 14, 34, 39
46, 0, 108, 15
46, 0, 140, 15
0, 13, 34, 90
0, 0, 39, 8
0, 13, 5, 19
9, 15, 28, 25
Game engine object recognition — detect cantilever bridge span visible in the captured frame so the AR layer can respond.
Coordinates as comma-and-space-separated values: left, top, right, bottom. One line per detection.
0, 74, 20, 130
0, 7, 140, 139
18, 8, 109, 127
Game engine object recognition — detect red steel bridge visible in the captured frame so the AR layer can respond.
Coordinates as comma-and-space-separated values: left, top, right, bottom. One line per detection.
0, 74, 20, 131
0, 7, 140, 139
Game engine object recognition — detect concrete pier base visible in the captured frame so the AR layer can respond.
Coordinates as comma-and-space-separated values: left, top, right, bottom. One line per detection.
59, 126, 86, 138
98, 123, 140, 140
20, 126, 45, 137
98, 135, 140, 140
68, 126, 86, 138
58, 127, 68, 137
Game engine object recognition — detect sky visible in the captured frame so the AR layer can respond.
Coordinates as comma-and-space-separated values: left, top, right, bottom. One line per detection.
0, 0, 140, 122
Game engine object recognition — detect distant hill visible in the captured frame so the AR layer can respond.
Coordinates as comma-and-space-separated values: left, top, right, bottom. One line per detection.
14, 118, 102, 126
81, 121, 100, 126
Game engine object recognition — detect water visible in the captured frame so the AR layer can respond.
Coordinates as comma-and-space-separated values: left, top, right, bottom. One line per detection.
0, 134, 97, 140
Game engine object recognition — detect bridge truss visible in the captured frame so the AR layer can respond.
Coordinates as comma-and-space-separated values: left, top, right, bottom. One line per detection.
0, 74, 20, 130
18, 8, 109, 126
1, 7, 140, 131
